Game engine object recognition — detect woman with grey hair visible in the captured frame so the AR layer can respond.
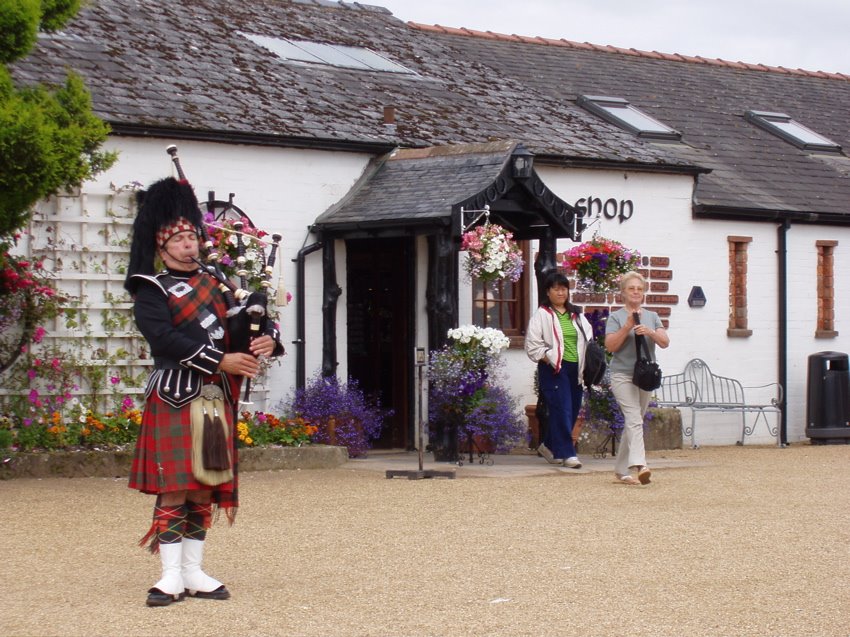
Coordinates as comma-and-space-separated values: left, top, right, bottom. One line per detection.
604, 271, 669, 485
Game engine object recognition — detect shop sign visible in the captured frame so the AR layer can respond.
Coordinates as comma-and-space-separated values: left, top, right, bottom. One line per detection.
573, 196, 634, 223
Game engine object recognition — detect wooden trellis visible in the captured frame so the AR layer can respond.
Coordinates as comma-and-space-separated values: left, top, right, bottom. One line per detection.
11, 183, 273, 414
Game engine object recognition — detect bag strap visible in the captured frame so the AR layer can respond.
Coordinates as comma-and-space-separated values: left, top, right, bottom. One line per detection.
633, 313, 653, 361
575, 316, 590, 342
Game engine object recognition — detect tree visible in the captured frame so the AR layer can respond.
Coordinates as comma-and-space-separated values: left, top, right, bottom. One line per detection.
0, 0, 115, 371
0, 0, 116, 236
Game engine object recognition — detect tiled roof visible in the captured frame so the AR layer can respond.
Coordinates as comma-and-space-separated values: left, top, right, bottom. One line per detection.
314, 141, 516, 232
411, 23, 850, 81
10, 0, 850, 221
12, 0, 683, 167
409, 21, 850, 219
313, 141, 578, 237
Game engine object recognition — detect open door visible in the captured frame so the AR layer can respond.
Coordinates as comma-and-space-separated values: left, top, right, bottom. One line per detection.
346, 238, 413, 449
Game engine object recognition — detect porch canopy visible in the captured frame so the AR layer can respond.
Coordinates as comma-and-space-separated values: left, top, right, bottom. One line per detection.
312, 140, 582, 242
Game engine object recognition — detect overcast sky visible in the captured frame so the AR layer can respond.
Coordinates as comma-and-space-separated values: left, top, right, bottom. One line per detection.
375, 0, 850, 74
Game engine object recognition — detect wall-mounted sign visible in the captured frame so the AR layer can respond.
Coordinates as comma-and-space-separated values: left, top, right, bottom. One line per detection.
573, 197, 634, 224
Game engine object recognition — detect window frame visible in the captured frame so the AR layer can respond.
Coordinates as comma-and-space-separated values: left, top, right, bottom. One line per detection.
577, 95, 681, 141
239, 33, 415, 75
471, 240, 530, 347
745, 110, 842, 153
816, 240, 838, 338
728, 236, 753, 337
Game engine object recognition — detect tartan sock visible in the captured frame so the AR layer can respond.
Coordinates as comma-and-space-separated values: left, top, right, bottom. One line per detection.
139, 504, 186, 553
184, 501, 214, 541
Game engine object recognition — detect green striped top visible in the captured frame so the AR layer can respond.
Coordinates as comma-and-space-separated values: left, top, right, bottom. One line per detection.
557, 311, 578, 362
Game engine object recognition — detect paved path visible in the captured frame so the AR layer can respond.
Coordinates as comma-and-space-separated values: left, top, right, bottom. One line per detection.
3, 444, 850, 637
346, 447, 707, 479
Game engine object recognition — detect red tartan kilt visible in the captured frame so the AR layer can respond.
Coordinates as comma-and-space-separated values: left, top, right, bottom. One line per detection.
128, 391, 239, 506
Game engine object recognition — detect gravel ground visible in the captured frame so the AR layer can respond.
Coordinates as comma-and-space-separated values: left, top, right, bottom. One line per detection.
2, 444, 850, 637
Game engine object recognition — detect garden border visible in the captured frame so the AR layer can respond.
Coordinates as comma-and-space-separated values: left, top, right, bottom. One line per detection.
0, 444, 348, 480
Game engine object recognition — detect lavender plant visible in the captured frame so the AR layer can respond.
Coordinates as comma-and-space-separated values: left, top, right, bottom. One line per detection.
284, 373, 390, 458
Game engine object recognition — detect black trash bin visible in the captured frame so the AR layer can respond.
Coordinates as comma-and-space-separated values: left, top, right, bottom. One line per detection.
806, 351, 850, 444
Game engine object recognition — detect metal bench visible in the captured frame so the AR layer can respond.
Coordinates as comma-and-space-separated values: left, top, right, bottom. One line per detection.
656, 358, 783, 447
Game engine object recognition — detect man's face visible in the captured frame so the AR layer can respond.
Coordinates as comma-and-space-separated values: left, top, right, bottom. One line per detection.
159, 230, 199, 271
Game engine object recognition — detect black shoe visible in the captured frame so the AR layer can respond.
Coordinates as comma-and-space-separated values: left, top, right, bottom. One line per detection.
187, 585, 231, 600
146, 588, 186, 607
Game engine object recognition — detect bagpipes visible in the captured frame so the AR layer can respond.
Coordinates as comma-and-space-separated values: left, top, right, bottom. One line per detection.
166, 145, 283, 404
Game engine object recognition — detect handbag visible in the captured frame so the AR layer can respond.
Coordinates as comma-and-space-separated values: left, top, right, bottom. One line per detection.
576, 319, 607, 387
632, 314, 662, 391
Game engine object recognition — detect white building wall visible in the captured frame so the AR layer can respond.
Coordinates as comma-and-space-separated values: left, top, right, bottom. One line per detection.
35, 138, 850, 446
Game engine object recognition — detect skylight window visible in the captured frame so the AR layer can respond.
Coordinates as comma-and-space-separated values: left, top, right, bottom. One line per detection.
577, 95, 681, 141
745, 111, 841, 153
240, 33, 414, 74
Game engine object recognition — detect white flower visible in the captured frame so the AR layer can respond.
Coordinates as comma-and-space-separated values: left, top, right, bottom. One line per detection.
448, 325, 509, 355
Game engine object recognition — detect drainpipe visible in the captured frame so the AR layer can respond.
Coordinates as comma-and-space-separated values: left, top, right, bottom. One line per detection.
777, 220, 789, 446
293, 241, 323, 390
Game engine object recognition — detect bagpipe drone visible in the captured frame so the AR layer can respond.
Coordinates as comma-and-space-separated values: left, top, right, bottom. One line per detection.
166, 145, 283, 404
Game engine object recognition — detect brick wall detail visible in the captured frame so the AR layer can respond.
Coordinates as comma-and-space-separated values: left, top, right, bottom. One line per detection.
570, 254, 677, 329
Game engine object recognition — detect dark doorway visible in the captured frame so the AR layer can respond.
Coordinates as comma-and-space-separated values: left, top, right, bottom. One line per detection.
346, 238, 413, 449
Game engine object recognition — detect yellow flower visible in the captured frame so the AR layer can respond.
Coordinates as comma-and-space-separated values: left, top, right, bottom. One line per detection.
245, 437, 253, 446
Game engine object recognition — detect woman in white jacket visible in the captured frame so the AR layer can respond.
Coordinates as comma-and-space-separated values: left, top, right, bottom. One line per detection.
525, 271, 593, 468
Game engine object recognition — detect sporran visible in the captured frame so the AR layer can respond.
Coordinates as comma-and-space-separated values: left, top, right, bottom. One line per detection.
189, 384, 233, 486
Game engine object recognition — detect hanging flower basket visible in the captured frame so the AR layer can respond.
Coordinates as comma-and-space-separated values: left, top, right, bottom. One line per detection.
461, 223, 524, 286
560, 234, 641, 293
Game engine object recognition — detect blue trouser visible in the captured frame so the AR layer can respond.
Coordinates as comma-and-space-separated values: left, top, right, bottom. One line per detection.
538, 360, 583, 459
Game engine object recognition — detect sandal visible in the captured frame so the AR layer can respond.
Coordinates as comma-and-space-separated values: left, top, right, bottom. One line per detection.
637, 467, 652, 485
614, 474, 640, 485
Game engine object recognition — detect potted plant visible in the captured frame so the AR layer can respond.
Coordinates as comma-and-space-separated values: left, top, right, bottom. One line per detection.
428, 325, 526, 462
526, 367, 548, 450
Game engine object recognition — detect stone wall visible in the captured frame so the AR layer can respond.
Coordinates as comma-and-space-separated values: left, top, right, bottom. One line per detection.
576, 407, 683, 455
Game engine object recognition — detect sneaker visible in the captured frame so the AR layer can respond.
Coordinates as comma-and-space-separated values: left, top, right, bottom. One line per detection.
564, 456, 582, 469
537, 443, 560, 464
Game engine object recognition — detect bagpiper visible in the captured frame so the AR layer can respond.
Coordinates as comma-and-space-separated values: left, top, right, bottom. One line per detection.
124, 176, 283, 606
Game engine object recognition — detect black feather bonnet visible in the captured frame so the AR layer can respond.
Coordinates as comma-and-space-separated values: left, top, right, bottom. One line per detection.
124, 177, 204, 295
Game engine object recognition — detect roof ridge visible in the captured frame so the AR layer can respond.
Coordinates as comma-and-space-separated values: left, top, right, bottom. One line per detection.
409, 22, 850, 81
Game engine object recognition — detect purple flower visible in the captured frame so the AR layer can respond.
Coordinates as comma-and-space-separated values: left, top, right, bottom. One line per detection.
284, 374, 391, 458
428, 340, 526, 451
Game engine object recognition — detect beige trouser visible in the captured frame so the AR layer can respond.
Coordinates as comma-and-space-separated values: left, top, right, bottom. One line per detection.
610, 373, 652, 476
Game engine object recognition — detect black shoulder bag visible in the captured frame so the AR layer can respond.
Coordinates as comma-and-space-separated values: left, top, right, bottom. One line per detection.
576, 319, 607, 387
632, 313, 662, 391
